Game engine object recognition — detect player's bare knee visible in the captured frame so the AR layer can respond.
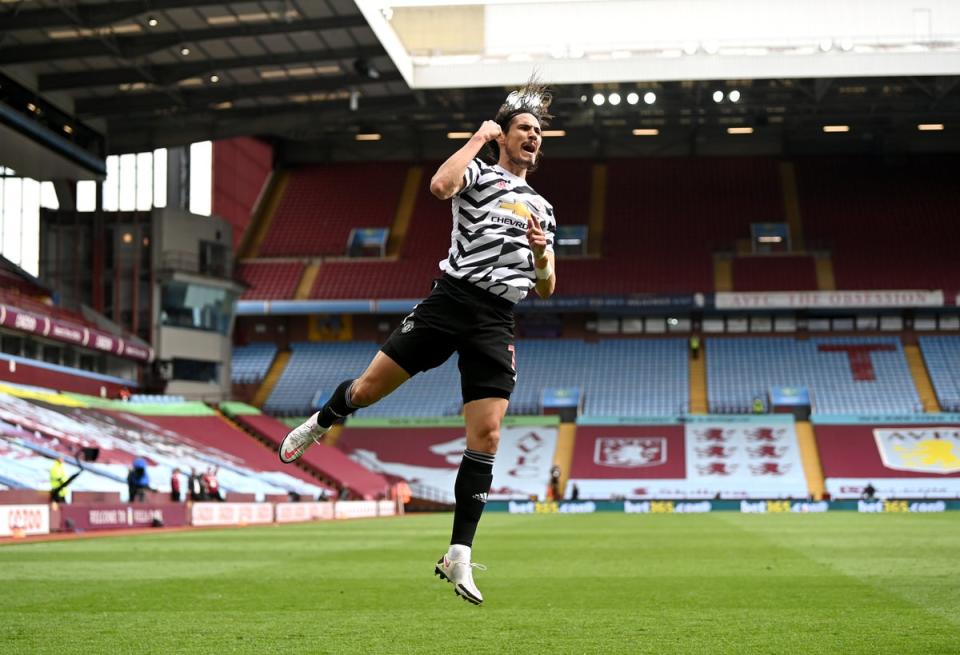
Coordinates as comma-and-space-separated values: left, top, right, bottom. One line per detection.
349, 378, 380, 407
475, 425, 500, 454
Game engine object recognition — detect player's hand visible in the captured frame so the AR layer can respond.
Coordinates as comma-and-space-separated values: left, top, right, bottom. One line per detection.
474, 120, 502, 143
527, 214, 548, 262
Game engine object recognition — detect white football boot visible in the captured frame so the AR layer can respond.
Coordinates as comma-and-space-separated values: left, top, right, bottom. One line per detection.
278, 412, 328, 463
434, 552, 487, 605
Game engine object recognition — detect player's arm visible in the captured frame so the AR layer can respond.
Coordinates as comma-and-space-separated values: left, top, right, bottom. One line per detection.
527, 215, 556, 298
429, 120, 502, 200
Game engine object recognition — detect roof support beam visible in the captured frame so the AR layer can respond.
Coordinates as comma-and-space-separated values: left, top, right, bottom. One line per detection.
1, 1, 225, 31
38, 46, 385, 91
0, 15, 369, 64
76, 72, 404, 118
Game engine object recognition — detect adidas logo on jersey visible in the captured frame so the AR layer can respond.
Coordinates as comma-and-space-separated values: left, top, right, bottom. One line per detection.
472, 492, 488, 503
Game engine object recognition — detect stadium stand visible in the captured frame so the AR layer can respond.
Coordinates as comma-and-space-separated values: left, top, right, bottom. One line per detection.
731, 256, 818, 291
143, 415, 326, 491
0, 386, 328, 500
258, 163, 407, 257
232, 343, 278, 384
231, 412, 390, 498
567, 157, 784, 294
796, 157, 960, 291
511, 339, 689, 416
263, 338, 688, 418
295, 157, 786, 298
918, 336, 960, 412
308, 167, 454, 300
707, 337, 923, 414
265, 341, 381, 415
236, 261, 305, 300
308, 259, 438, 300
129, 394, 186, 404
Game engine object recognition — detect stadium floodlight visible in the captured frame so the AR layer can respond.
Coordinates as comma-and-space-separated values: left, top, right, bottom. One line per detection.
712, 90, 724, 103
918, 124, 944, 131
147, 17, 159, 27
626, 92, 639, 105
703, 40, 720, 54
727, 127, 754, 135
542, 130, 566, 137
643, 91, 656, 105
210, 75, 220, 83
682, 41, 699, 55
180, 47, 191, 56
839, 38, 854, 51
355, 133, 382, 141
592, 93, 605, 106
447, 132, 472, 139
822, 125, 850, 133
819, 38, 833, 52
728, 90, 741, 103
63, 124, 74, 134
608, 92, 621, 106
632, 128, 659, 136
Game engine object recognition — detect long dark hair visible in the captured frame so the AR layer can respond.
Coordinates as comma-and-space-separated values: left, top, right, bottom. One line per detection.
483, 76, 553, 171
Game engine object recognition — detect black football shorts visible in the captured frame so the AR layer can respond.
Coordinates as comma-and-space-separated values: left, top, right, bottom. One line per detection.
381, 275, 517, 403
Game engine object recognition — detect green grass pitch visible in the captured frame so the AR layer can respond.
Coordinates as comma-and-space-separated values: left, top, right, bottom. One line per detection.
2, 513, 958, 654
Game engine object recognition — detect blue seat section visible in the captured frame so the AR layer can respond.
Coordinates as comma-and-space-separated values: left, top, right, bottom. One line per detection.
707, 337, 922, 414
359, 358, 462, 418
129, 394, 185, 404
918, 336, 960, 412
265, 339, 689, 417
231, 343, 278, 384
511, 339, 689, 416
265, 342, 381, 415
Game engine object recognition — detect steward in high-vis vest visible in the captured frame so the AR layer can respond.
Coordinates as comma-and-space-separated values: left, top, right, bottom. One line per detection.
50, 457, 68, 503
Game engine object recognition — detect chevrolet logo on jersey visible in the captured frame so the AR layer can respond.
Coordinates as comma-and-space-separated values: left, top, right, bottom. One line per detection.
498, 200, 534, 221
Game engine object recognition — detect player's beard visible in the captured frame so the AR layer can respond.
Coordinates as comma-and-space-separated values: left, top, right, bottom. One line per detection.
506, 144, 538, 170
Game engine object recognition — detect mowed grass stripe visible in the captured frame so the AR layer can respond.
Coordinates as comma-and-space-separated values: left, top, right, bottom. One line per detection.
1, 514, 957, 654
717, 513, 960, 630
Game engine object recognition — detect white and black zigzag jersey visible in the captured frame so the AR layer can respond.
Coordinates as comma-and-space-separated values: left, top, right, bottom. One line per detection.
439, 159, 556, 304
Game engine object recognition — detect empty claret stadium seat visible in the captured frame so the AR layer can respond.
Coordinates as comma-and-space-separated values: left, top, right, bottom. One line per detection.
235, 413, 388, 497
918, 336, 960, 412
259, 163, 407, 257
796, 157, 960, 290
563, 158, 784, 294
731, 256, 818, 291
707, 336, 922, 414
236, 261, 305, 300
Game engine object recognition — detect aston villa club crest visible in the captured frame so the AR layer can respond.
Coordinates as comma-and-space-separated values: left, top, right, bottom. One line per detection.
874, 428, 960, 474
594, 437, 666, 468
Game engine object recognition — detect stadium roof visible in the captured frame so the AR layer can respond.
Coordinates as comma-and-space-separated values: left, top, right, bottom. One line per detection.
1, 0, 959, 164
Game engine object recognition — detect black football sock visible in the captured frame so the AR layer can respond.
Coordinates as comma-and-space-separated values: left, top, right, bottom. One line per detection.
317, 379, 360, 429
450, 449, 495, 547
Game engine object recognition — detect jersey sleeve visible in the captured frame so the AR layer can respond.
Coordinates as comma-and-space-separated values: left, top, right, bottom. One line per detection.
456, 158, 484, 196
